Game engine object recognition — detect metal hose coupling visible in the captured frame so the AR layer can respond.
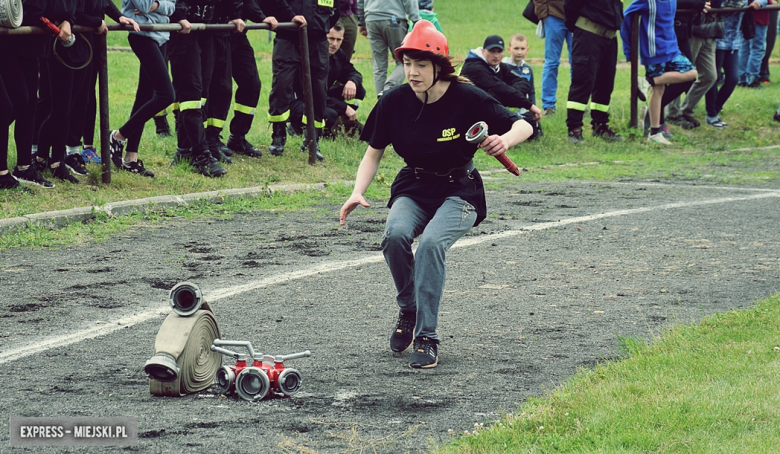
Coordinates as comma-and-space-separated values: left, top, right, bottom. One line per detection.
145, 282, 222, 396
465, 121, 521, 176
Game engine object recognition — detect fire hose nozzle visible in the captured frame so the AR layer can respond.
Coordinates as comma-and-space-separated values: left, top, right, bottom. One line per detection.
465, 121, 521, 176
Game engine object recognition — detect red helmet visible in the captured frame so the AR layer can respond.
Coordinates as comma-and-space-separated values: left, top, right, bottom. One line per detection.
394, 20, 449, 61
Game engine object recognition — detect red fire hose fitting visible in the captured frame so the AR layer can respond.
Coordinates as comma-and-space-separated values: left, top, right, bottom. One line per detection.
465, 121, 521, 176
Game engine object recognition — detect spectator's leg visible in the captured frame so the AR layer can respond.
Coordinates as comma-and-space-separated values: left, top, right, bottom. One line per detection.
745, 24, 768, 85
759, 10, 777, 82
681, 37, 717, 118
541, 15, 568, 111
228, 32, 261, 138
366, 20, 390, 97
588, 34, 617, 128
704, 49, 725, 119
715, 49, 740, 114
337, 14, 359, 64
566, 28, 598, 132
383, 19, 408, 94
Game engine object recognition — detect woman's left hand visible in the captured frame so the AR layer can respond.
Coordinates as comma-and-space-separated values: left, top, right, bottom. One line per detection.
479, 134, 508, 157
96, 20, 108, 34
119, 16, 140, 32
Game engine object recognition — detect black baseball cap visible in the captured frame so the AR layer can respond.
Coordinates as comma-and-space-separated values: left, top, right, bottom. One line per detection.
483, 35, 505, 51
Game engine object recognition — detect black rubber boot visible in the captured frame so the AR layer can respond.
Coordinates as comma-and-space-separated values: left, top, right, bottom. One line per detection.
226, 134, 262, 157
154, 115, 171, 137
300, 128, 324, 162
206, 127, 232, 164
268, 122, 287, 156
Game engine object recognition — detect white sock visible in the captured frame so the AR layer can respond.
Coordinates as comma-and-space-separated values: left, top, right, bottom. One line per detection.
31, 144, 38, 153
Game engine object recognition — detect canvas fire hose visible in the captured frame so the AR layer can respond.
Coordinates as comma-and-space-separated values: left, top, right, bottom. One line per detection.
465, 121, 521, 176
0, 0, 22, 28
144, 282, 222, 397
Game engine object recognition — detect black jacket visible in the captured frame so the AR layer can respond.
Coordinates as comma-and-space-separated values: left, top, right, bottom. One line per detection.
260, 0, 333, 41
173, 0, 242, 24
564, 0, 624, 32
460, 51, 533, 110
326, 48, 362, 113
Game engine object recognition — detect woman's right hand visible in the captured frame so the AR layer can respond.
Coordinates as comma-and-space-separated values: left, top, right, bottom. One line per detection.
58, 21, 72, 42
178, 19, 192, 34
339, 194, 370, 226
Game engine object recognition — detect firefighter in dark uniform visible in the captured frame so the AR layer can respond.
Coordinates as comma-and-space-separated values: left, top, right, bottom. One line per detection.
563, 0, 624, 144
266, 0, 334, 161
288, 23, 366, 139
224, 0, 279, 157
168, 0, 244, 177
203, 0, 245, 162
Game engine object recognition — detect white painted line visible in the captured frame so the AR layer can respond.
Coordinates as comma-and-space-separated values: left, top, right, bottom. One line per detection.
2, 190, 779, 365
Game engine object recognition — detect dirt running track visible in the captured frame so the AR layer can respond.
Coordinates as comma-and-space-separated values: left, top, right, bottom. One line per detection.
2, 173, 780, 453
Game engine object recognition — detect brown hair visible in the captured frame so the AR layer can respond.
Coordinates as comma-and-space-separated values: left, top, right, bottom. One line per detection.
398, 49, 472, 84
509, 33, 528, 44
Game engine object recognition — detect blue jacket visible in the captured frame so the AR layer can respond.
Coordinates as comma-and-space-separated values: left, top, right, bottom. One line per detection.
621, 0, 680, 65
122, 0, 177, 46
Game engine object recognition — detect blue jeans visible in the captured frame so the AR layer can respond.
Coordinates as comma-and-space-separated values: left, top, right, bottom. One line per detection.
541, 15, 572, 110
381, 196, 477, 341
738, 23, 768, 84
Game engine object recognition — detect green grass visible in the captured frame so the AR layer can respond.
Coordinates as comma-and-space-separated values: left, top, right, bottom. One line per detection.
436, 294, 780, 453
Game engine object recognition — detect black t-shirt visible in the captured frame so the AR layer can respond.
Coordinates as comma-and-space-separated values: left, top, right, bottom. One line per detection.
361, 82, 521, 226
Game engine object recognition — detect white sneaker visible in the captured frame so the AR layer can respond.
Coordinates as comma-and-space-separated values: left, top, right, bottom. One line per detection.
647, 132, 672, 145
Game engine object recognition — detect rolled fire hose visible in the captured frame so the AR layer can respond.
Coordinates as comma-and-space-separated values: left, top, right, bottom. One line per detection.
0, 0, 22, 29
145, 283, 222, 397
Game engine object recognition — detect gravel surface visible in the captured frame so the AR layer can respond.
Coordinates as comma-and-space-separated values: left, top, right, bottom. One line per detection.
2, 174, 780, 453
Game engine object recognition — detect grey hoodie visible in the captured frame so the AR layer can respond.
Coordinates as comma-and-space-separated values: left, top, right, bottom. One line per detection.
357, 0, 419, 26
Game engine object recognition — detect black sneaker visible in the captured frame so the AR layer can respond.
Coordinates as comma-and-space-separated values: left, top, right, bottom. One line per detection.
774, 111, 780, 123
154, 115, 171, 137
13, 166, 54, 188
121, 159, 155, 177
567, 128, 585, 144
32, 154, 48, 174
109, 130, 126, 169
64, 153, 88, 175
170, 147, 193, 165
192, 153, 227, 178
592, 123, 623, 142
390, 310, 416, 352
227, 134, 262, 157
667, 115, 694, 130
409, 336, 438, 369
51, 164, 79, 184
0, 172, 29, 192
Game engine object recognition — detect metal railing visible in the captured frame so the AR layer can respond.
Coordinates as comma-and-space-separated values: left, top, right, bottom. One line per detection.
0, 22, 320, 183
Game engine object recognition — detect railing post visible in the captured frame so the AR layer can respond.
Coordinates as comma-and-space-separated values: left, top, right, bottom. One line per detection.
96, 32, 111, 183
630, 12, 640, 129
298, 26, 317, 165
